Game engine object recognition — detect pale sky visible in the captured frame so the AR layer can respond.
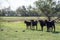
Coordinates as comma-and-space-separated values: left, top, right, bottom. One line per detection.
0, 0, 59, 10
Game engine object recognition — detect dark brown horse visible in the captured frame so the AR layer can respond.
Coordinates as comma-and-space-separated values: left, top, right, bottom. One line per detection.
45, 20, 55, 32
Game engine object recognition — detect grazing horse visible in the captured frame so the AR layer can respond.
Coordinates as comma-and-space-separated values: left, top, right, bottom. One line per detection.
39, 20, 46, 31
24, 20, 31, 29
46, 20, 55, 32
31, 20, 38, 30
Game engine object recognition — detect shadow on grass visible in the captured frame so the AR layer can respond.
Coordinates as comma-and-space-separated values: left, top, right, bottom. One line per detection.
52, 31, 60, 34
37, 30, 43, 31
0, 22, 5, 31
31, 29, 36, 31
30, 29, 42, 31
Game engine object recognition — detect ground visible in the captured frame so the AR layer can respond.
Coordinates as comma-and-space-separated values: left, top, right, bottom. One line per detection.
0, 17, 60, 40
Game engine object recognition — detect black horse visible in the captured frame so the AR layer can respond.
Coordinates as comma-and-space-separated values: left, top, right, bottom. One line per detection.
24, 20, 31, 29
46, 20, 55, 32
24, 20, 38, 30
39, 20, 46, 31
30, 20, 38, 30
39, 20, 55, 32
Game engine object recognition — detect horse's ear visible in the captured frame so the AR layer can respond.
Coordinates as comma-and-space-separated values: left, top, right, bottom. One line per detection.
24, 20, 26, 23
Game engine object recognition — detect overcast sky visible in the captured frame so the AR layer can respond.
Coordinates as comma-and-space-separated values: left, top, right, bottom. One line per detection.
0, 0, 59, 10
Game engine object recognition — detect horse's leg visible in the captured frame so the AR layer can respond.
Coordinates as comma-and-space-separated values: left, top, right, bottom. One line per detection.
47, 26, 49, 32
51, 27, 53, 32
30, 25, 31, 29
41, 26, 43, 31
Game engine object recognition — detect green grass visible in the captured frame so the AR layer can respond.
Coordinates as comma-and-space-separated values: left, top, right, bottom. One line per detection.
0, 22, 60, 40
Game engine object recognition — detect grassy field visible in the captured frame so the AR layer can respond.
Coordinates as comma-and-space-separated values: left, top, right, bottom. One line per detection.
0, 17, 60, 40
0, 21, 60, 40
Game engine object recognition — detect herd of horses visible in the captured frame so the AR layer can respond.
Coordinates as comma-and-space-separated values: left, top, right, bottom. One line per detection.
24, 19, 55, 32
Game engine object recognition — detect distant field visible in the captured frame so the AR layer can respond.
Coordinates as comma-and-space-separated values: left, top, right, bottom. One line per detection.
0, 21, 60, 40
0, 17, 57, 22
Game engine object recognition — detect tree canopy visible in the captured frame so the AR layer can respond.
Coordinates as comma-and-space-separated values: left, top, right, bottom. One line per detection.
34, 0, 60, 20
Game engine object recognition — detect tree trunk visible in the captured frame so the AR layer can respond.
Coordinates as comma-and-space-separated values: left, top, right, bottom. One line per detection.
47, 16, 51, 21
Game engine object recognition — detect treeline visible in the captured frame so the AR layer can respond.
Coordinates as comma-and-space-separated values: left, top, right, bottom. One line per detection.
0, 5, 59, 17
0, 0, 60, 19
0, 6, 40, 16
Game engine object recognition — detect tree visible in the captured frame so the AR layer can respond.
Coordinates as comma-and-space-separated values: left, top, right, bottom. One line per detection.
27, 5, 39, 16
56, 1, 60, 19
16, 6, 27, 16
27, 5, 33, 16
22, 6, 27, 16
0, 10, 2, 16
35, 0, 58, 20
1, 9, 7, 16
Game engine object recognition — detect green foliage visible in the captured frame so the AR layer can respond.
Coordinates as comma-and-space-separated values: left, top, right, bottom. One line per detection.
35, 0, 57, 17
